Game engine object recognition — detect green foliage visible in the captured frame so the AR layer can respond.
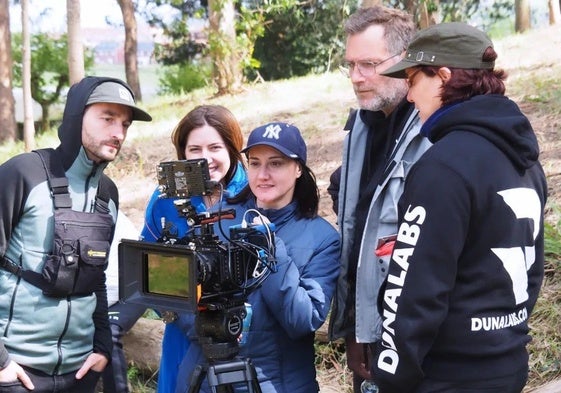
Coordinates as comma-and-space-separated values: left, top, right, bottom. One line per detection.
486, 17, 515, 39
528, 279, 561, 387
127, 364, 158, 393
0, 130, 59, 165
544, 206, 561, 268
11, 32, 94, 132
137, 0, 207, 65
423, 0, 439, 14
441, 0, 479, 21
386, 0, 513, 29
157, 62, 211, 95
141, 0, 518, 89
153, 30, 205, 66
480, 0, 514, 28
509, 67, 561, 118
139, 0, 307, 90
12, 33, 94, 101
252, 0, 355, 80
139, 0, 207, 65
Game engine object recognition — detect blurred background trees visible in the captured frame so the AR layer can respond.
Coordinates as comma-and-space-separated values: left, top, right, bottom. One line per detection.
0, 0, 16, 144
1, 0, 559, 144
11, 32, 95, 132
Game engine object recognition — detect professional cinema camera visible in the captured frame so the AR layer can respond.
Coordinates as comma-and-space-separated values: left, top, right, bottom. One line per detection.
119, 159, 276, 392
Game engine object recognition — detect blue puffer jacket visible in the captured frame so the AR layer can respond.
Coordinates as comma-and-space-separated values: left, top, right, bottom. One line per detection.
139, 163, 247, 393
175, 197, 341, 393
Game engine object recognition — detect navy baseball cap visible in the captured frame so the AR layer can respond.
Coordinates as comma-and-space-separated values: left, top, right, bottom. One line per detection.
242, 122, 307, 163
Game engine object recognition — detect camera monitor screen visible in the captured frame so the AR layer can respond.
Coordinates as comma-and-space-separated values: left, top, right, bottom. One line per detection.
157, 158, 214, 198
119, 239, 198, 313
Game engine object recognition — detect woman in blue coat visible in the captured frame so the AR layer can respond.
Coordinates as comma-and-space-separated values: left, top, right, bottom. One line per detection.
176, 122, 341, 393
140, 105, 248, 393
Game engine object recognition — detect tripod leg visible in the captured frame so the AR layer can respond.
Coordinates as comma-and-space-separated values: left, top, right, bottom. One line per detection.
251, 380, 263, 393
248, 360, 262, 393
215, 385, 235, 393
188, 364, 208, 393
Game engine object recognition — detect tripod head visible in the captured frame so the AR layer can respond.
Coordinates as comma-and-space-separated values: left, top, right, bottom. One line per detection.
195, 301, 247, 361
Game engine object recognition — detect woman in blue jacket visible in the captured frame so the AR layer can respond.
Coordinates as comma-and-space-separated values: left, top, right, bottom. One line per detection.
140, 105, 248, 393
176, 122, 341, 393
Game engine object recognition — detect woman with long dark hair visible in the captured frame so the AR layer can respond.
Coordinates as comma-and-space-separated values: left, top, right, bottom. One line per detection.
176, 122, 341, 393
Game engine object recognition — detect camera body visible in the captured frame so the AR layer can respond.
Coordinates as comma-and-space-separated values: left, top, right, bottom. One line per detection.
119, 159, 276, 358
118, 222, 275, 311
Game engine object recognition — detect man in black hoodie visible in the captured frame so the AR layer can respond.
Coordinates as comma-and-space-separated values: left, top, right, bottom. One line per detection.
372, 23, 547, 392
0, 76, 151, 392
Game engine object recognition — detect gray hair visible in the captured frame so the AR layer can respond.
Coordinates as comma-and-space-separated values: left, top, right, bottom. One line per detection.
344, 6, 416, 55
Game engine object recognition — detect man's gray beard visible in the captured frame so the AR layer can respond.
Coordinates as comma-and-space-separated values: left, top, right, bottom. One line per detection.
360, 82, 408, 113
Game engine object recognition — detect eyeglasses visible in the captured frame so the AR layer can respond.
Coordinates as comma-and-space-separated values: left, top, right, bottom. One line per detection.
339, 54, 400, 78
406, 67, 422, 87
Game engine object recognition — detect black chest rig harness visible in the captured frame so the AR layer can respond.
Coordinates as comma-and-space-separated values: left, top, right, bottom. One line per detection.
1, 149, 114, 297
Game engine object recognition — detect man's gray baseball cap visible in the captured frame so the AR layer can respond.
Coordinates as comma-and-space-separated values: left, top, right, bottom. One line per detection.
381, 22, 495, 79
86, 81, 152, 121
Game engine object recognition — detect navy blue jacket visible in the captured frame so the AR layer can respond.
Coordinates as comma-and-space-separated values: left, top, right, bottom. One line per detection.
176, 197, 340, 393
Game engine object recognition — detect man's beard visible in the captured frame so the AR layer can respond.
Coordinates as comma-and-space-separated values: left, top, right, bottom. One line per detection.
87, 141, 121, 163
359, 80, 408, 113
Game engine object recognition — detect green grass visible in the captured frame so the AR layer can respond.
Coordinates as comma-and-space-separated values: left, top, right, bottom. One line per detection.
128, 366, 159, 393
524, 204, 561, 389
92, 64, 161, 99
0, 131, 59, 162
509, 70, 561, 116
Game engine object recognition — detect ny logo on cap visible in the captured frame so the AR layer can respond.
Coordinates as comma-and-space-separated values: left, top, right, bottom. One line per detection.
119, 87, 133, 102
262, 124, 282, 140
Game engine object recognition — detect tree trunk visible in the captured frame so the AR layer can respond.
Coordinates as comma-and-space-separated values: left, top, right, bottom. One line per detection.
67, 0, 84, 85
0, 0, 17, 143
40, 104, 50, 134
548, 0, 561, 24
117, 0, 142, 101
208, 0, 242, 95
515, 0, 531, 33
419, 0, 440, 28
122, 318, 163, 372
21, 0, 36, 150
403, 0, 418, 19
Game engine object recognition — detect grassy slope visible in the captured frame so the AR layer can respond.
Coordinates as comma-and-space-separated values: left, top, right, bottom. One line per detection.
501, 26, 561, 390
1, 24, 560, 393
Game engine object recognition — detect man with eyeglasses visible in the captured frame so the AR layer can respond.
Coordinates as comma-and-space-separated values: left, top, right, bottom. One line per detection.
327, 6, 432, 393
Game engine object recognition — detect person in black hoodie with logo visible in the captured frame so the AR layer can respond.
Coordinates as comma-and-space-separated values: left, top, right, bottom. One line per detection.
370, 23, 547, 393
